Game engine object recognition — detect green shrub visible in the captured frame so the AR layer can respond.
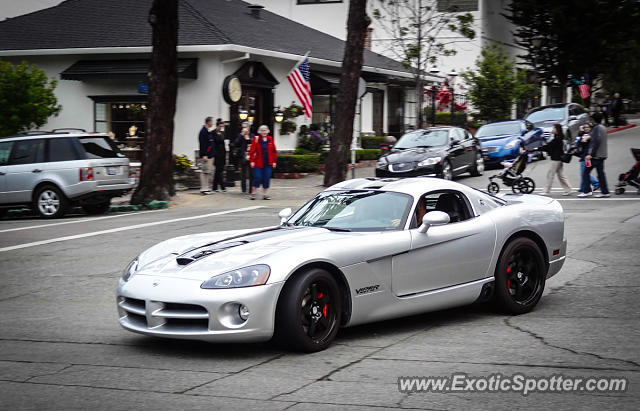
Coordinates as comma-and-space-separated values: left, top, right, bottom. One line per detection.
294, 147, 311, 155
360, 136, 387, 149
276, 154, 319, 173
355, 149, 382, 162
424, 111, 468, 127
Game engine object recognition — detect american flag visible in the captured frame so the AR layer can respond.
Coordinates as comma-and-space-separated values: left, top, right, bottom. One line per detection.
578, 83, 590, 99
287, 57, 312, 118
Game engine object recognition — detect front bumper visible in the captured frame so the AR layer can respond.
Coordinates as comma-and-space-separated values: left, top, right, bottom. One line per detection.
482, 147, 518, 164
375, 165, 440, 178
117, 274, 284, 342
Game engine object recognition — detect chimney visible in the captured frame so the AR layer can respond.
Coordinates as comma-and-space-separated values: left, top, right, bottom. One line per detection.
364, 28, 373, 50
248, 4, 264, 20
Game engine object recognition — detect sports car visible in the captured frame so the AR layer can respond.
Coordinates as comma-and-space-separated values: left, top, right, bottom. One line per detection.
117, 177, 566, 352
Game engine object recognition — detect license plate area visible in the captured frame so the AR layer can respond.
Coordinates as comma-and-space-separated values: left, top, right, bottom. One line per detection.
107, 166, 118, 176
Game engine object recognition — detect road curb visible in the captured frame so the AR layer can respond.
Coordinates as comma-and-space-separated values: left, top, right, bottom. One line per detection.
607, 123, 636, 133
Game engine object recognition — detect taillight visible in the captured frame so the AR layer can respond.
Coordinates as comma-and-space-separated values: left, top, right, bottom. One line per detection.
79, 167, 94, 181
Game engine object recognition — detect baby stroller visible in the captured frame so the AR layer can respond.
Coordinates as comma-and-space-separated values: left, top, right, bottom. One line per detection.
487, 149, 536, 194
614, 148, 640, 195
486, 132, 544, 194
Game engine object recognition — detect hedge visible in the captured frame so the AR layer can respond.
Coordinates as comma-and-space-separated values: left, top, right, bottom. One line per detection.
276, 154, 319, 173
360, 136, 387, 149
355, 149, 382, 161
424, 111, 468, 127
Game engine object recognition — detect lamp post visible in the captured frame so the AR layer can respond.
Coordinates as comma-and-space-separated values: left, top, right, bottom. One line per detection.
531, 36, 542, 107
429, 65, 440, 126
274, 107, 284, 123
238, 108, 248, 121
448, 69, 458, 125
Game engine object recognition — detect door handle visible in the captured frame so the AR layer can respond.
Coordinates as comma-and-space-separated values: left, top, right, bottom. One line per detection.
32, 169, 42, 173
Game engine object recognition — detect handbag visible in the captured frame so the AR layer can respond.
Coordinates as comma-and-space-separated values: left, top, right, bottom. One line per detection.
561, 151, 573, 163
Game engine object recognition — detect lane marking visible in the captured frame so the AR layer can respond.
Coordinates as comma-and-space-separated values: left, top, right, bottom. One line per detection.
0, 206, 266, 253
0, 209, 164, 234
557, 198, 640, 201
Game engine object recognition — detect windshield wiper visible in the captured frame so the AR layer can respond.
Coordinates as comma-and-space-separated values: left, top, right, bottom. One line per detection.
323, 226, 352, 232
415, 145, 433, 148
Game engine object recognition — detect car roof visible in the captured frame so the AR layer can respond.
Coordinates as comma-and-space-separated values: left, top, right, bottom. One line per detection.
325, 177, 480, 199
479, 120, 523, 126
0, 132, 110, 141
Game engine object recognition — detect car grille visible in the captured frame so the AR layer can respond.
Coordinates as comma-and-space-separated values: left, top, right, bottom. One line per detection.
482, 146, 500, 153
118, 296, 210, 331
388, 162, 416, 172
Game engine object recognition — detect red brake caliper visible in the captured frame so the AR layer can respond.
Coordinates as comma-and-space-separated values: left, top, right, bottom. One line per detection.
322, 305, 327, 317
506, 266, 512, 289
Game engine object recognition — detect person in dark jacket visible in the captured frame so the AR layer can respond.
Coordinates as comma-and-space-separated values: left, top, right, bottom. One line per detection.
248, 125, 277, 200
198, 117, 215, 195
212, 118, 227, 192
610, 92, 623, 127
580, 112, 610, 197
234, 126, 254, 193
575, 124, 599, 194
541, 123, 572, 195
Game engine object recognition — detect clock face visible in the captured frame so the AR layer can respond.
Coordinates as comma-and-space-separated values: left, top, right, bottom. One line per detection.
228, 77, 242, 102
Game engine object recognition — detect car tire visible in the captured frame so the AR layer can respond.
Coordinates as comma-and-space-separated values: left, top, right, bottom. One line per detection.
34, 185, 68, 219
492, 237, 546, 314
470, 150, 484, 176
274, 268, 341, 352
82, 201, 111, 215
441, 159, 453, 180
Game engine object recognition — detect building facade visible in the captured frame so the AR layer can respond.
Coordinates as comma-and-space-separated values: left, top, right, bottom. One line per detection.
0, 0, 417, 161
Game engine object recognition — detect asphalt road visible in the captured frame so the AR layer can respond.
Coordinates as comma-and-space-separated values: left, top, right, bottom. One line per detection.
0, 126, 639, 410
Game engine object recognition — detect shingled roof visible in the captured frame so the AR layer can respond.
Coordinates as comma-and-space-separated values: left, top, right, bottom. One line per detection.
0, 0, 411, 75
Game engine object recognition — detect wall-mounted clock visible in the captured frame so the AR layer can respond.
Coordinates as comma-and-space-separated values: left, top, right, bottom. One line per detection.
223, 75, 242, 105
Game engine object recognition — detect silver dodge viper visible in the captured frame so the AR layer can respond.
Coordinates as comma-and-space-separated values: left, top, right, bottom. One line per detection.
117, 177, 566, 352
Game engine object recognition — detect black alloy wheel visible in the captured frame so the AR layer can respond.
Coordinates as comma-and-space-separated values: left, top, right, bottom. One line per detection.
493, 237, 546, 314
470, 150, 484, 177
441, 160, 453, 180
274, 268, 341, 352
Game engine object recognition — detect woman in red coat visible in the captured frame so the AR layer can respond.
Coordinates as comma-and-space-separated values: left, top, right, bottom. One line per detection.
248, 125, 277, 200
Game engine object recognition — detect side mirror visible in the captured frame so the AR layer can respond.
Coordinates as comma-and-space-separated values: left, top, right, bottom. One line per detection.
568, 115, 578, 121
417, 211, 450, 233
279, 208, 292, 225
450, 139, 460, 146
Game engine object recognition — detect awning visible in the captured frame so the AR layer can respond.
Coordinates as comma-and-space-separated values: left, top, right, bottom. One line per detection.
61, 58, 198, 81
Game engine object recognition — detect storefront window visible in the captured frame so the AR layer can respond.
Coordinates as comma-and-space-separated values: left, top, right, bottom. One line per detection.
312, 94, 334, 132
94, 100, 147, 162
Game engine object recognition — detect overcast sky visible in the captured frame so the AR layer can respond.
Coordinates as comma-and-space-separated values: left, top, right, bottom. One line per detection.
0, 0, 62, 20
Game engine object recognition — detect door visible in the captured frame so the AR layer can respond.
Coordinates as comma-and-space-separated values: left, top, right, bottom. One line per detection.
0, 140, 13, 203
5, 138, 46, 203
391, 190, 496, 296
372, 90, 384, 136
461, 129, 477, 169
447, 129, 467, 173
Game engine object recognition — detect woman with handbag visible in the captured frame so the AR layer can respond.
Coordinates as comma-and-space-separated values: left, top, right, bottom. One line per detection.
540, 123, 572, 196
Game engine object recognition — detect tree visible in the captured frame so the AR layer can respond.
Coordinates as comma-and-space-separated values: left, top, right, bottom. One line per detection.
371, 0, 474, 128
506, 0, 640, 101
323, 0, 371, 187
462, 44, 532, 123
0, 61, 61, 136
131, 0, 178, 204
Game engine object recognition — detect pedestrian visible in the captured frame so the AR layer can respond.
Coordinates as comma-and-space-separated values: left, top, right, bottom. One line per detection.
248, 125, 277, 201
234, 126, 254, 194
580, 112, 610, 198
212, 118, 227, 193
575, 124, 599, 194
198, 116, 215, 195
610, 92, 623, 127
600, 94, 611, 127
540, 123, 572, 196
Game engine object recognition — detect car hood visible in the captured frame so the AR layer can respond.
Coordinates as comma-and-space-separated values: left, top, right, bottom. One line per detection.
382, 147, 445, 163
133, 226, 359, 281
479, 134, 519, 147
529, 119, 560, 130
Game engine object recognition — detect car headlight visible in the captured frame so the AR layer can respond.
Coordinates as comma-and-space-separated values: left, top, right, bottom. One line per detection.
201, 264, 271, 289
417, 157, 441, 167
504, 140, 518, 150
122, 258, 139, 282
376, 159, 387, 169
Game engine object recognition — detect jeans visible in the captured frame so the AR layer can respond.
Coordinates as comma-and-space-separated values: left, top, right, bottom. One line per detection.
579, 160, 599, 193
212, 156, 226, 190
252, 166, 272, 189
583, 158, 609, 194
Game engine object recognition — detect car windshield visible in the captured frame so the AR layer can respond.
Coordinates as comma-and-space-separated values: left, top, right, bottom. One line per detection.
476, 123, 521, 138
525, 107, 565, 123
394, 130, 449, 149
78, 136, 125, 159
288, 190, 413, 231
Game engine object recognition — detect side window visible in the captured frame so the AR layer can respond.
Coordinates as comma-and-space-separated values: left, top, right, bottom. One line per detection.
459, 129, 469, 141
48, 138, 79, 162
414, 190, 473, 227
0, 141, 13, 166
8, 139, 45, 165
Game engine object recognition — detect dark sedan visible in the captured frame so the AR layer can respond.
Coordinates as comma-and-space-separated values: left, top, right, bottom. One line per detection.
375, 127, 483, 180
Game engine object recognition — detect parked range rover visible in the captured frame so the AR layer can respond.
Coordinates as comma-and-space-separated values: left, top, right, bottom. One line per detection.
375, 127, 483, 180
0, 130, 133, 218
524, 103, 591, 142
